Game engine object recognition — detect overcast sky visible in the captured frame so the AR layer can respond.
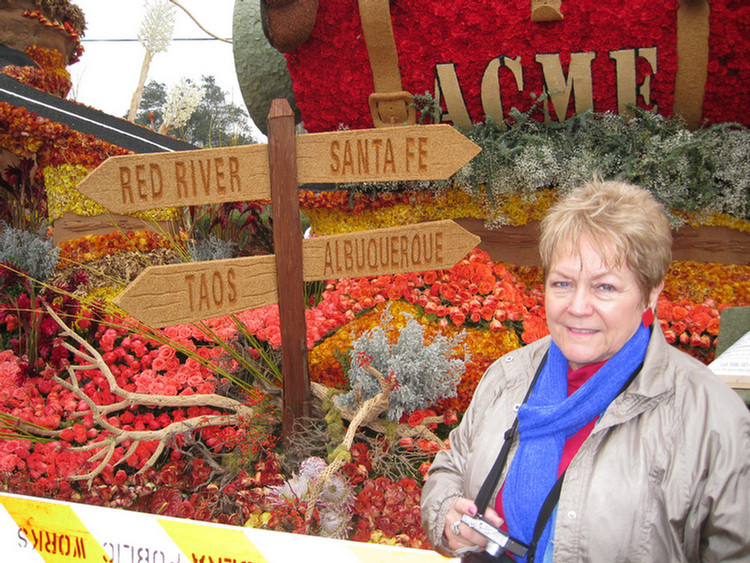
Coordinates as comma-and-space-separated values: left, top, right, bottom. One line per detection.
68, 0, 261, 134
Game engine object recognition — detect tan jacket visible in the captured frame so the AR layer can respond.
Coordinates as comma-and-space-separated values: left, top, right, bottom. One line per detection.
421, 329, 750, 562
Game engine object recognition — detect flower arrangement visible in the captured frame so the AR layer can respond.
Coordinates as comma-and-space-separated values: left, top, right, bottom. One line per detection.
1, 46, 73, 97
19, 5, 85, 51
0, 101, 128, 166
286, 0, 749, 132
301, 111, 750, 235
1, 3, 748, 545
19, 8, 85, 64
56, 230, 176, 267
0, 241, 746, 549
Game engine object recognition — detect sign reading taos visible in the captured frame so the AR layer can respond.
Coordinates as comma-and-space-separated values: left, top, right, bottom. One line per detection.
75, 124, 481, 213
115, 221, 480, 327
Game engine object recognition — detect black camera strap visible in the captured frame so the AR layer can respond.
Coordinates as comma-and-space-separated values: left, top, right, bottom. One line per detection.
473, 351, 548, 515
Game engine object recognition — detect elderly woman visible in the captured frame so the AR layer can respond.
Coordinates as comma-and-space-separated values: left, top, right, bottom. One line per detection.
421, 179, 750, 562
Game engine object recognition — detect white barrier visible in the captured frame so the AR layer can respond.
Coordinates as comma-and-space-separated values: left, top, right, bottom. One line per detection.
0, 492, 451, 563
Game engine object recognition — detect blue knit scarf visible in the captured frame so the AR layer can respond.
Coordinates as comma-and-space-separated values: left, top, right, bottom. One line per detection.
502, 323, 651, 562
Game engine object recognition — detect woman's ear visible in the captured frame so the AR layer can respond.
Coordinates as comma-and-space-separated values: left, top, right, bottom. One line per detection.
643, 281, 665, 326
648, 280, 665, 311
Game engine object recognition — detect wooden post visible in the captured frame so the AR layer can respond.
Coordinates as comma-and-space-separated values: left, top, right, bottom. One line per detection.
267, 99, 310, 443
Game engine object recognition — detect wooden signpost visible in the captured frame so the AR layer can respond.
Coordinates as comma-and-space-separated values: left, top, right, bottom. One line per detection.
78, 99, 481, 440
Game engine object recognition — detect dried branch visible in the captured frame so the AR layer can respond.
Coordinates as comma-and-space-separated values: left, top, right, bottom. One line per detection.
304, 365, 447, 529
44, 305, 257, 486
309, 381, 445, 445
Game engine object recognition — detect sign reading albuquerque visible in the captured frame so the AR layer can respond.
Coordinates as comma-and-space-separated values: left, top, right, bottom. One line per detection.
114, 221, 479, 327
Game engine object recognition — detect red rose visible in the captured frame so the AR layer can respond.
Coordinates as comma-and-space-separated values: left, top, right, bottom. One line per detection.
407, 411, 425, 427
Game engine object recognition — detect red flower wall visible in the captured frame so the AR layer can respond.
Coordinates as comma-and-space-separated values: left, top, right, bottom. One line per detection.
286, 0, 750, 132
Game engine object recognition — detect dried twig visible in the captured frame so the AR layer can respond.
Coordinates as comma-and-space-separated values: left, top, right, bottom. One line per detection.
304, 365, 447, 529
309, 381, 445, 445
44, 305, 256, 486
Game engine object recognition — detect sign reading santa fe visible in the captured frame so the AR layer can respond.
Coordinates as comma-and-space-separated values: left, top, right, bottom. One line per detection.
77, 125, 479, 214
249, 0, 749, 132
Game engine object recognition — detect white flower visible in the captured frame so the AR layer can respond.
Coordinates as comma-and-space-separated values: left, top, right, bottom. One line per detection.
138, 0, 176, 54
160, 78, 205, 132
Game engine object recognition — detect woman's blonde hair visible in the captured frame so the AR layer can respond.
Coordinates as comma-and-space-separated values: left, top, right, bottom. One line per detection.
539, 178, 672, 305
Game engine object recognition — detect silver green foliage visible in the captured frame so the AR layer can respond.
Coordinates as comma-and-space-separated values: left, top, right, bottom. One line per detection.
453, 109, 750, 228
337, 104, 750, 229
335, 304, 469, 422
0, 223, 59, 280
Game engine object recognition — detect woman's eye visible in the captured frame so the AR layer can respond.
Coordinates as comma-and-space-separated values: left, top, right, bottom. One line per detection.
598, 284, 615, 291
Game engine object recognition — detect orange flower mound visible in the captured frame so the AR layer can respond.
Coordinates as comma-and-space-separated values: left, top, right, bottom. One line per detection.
1, 46, 72, 97
57, 230, 175, 266
308, 300, 520, 413
307, 252, 747, 413
663, 261, 750, 307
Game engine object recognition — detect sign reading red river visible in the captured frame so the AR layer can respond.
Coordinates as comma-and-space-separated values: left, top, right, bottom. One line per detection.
250, 0, 749, 132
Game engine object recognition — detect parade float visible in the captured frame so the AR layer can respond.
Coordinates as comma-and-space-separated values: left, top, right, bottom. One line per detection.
0, 0, 748, 560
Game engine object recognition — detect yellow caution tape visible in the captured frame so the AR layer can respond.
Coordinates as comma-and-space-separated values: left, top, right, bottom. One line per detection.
0, 492, 454, 563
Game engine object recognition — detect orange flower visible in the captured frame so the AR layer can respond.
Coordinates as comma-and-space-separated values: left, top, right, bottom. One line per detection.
449, 310, 466, 327
706, 317, 721, 336
417, 440, 440, 454
439, 283, 457, 302
422, 270, 438, 285
398, 437, 414, 449
442, 411, 459, 425
407, 411, 425, 427
671, 305, 689, 322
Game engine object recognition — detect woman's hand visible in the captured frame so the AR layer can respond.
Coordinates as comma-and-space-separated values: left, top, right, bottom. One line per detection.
445, 498, 505, 554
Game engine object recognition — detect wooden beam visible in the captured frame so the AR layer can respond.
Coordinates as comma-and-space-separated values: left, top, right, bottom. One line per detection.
267, 99, 310, 443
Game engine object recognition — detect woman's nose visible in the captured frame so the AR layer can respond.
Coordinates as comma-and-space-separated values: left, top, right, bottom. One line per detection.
568, 286, 592, 315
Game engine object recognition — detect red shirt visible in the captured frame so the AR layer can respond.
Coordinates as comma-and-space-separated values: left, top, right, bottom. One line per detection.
494, 361, 606, 522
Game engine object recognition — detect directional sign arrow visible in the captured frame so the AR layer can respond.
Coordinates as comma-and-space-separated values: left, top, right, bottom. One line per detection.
295, 123, 481, 184
113, 255, 279, 329
75, 124, 481, 214
114, 220, 480, 327
301, 219, 481, 281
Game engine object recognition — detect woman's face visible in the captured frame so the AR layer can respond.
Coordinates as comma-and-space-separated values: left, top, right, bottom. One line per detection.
544, 236, 662, 370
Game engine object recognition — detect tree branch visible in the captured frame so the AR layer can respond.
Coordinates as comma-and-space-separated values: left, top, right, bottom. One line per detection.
43, 305, 258, 485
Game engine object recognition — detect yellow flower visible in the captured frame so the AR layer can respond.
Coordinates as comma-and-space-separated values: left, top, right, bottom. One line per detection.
44, 164, 180, 222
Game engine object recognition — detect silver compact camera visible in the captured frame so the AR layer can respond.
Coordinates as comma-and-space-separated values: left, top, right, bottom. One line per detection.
460, 514, 528, 558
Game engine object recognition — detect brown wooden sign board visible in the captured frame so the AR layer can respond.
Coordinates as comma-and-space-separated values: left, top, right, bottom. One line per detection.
114, 220, 480, 328
74, 124, 481, 214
